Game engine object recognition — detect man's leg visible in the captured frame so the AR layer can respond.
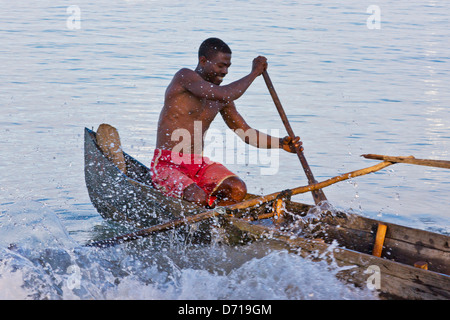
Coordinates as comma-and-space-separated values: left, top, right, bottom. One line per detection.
182, 177, 247, 207
182, 183, 209, 207
212, 176, 247, 206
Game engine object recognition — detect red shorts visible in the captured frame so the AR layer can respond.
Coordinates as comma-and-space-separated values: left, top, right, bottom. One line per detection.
150, 149, 237, 205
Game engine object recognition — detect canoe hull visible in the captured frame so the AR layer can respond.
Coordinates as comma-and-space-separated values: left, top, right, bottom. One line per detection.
83, 127, 450, 300
84, 128, 201, 228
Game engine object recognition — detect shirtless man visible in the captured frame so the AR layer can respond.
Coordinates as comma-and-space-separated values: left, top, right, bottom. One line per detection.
152, 38, 301, 208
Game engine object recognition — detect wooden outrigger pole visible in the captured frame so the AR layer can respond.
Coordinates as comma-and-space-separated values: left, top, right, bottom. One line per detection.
362, 154, 450, 170
86, 160, 394, 248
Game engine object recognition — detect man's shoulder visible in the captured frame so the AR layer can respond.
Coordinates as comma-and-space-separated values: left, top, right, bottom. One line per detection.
174, 68, 197, 78
166, 69, 196, 95
169, 68, 195, 85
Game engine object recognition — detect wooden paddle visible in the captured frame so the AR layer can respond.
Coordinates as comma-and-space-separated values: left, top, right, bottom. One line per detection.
86, 160, 393, 248
262, 70, 327, 205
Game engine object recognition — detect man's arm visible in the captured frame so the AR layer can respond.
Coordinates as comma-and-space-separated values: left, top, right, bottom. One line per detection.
180, 56, 267, 102
220, 102, 302, 152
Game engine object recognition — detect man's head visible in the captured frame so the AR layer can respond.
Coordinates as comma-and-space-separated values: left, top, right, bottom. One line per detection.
198, 37, 232, 60
197, 38, 232, 85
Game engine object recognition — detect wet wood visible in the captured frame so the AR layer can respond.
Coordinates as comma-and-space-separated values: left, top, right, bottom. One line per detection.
289, 161, 394, 196
415, 261, 428, 270
285, 201, 450, 275
86, 208, 224, 247
372, 223, 387, 257
262, 70, 327, 204
96, 123, 127, 174
86, 159, 395, 247
84, 127, 450, 300
226, 217, 450, 300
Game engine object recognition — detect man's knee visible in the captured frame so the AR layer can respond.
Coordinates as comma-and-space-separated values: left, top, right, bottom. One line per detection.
183, 183, 208, 206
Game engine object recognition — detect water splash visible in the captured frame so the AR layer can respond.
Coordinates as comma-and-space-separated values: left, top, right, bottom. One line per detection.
0, 201, 376, 300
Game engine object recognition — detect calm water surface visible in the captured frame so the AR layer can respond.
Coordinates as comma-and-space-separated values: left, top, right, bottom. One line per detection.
1, 0, 449, 299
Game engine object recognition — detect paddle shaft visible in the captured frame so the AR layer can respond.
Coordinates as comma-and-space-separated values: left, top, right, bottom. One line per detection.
262, 70, 327, 204
86, 160, 393, 248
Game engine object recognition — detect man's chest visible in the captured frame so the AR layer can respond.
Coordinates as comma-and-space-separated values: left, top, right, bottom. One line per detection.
188, 99, 223, 120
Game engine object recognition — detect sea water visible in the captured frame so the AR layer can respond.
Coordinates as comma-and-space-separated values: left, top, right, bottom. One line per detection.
1, 0, 449, 300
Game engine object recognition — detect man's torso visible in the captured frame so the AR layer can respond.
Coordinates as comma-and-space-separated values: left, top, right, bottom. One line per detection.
156, 69, 227, 154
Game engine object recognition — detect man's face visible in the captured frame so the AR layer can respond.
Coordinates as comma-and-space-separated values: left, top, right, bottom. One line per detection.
200, 52, 232, 85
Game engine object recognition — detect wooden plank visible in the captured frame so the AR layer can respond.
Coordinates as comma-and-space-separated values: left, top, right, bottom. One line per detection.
331, 248, 450, 300
226, 217, 450, 300
285, 201, 450, 274
328, 217, 450, 274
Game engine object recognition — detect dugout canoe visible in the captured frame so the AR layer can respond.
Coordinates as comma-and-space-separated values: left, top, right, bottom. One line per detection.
84, 127, 205, 226
84, 127, 450, 299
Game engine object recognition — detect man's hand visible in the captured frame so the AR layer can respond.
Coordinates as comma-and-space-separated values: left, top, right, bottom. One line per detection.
251, 56, 268, 76
280, 136, 303, 153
